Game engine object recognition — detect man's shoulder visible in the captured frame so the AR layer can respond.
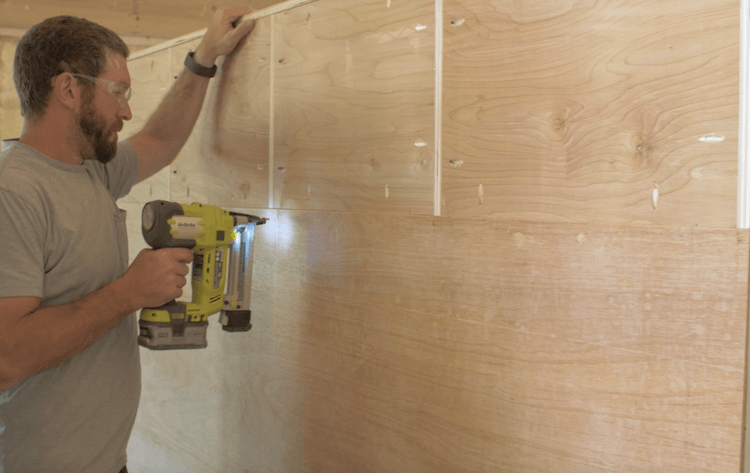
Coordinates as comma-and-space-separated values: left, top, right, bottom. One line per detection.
0, 144, 83, 212
0, 144, 46, 194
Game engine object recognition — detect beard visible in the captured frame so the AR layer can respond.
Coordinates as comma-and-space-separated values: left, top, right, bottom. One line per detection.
77, 98, 120, 164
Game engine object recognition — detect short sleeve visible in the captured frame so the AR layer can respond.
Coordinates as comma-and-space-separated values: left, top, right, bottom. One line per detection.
0, 188, 45, 298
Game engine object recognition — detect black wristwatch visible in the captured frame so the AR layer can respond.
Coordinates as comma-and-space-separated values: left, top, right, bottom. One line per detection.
184, 51, 217, 78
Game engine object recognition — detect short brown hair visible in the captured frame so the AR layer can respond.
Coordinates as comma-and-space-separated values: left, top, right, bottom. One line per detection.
13, 16, 129, 119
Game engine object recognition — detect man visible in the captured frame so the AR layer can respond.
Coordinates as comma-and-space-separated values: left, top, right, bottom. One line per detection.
0, 7, 255, 473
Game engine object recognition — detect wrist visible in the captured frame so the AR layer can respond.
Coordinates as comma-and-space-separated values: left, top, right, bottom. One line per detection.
192, 46, 217, 68
111, 273, 143, 314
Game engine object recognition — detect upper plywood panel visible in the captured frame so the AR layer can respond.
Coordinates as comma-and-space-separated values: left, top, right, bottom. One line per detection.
0, 0, 287, 38
170, 33, 272, 209
273, 0, 436, 214
442, 0, 740, 227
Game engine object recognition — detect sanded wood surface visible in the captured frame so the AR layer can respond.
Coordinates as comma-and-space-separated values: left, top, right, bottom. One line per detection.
442, 0, 740, 227
169, 33, 271, 209
0, 37, 22, 142
121, 207, 749, 472
273, 0, 436, 213
111, 1, 749, 472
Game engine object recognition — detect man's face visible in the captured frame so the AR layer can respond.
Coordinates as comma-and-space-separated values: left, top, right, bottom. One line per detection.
77, 51, 131, 164
78, 92, 119, 163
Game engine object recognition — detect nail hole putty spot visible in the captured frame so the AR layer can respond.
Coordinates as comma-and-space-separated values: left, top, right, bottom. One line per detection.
699, 133, 725, 143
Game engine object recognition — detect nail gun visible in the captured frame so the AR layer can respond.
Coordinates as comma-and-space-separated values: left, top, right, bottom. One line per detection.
137, 200, 266, 350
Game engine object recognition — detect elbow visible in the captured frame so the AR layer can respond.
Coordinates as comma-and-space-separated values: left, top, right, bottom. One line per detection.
0, 351, 24, 392
0, 370, 22, 392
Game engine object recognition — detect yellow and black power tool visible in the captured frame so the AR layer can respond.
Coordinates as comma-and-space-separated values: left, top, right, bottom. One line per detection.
137, 200, 266, 350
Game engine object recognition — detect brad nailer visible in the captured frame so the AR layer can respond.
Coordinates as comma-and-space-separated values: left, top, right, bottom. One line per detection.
137, 200, 266, 350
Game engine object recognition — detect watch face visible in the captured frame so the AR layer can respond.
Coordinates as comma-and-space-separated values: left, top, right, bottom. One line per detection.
143, 204, 155, 231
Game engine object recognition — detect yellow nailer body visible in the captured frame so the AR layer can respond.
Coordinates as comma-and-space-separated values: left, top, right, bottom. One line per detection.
138, 200, 265, 350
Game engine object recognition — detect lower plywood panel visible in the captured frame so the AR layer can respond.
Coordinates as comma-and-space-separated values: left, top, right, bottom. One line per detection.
126, 207, 749, 473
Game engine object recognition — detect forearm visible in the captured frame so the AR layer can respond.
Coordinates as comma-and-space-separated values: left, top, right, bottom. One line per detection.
0, 277, 140, 391
129, 9, 255, 182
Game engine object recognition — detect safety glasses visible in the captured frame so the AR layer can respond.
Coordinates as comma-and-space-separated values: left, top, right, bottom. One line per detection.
71, 73, 131, 108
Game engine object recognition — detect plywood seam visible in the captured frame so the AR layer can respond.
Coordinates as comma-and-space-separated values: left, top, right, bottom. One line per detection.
127, 0, 322, 61
269, 15, 276, 209
434, 0, 443, 217
740, 0, 750, 230
167, 46, 173, 203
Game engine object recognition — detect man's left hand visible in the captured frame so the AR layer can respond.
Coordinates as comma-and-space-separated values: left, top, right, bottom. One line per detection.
194, 6, 256, 67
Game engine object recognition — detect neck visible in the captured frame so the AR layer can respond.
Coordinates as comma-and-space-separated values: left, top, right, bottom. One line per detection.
20, 111, 83, 165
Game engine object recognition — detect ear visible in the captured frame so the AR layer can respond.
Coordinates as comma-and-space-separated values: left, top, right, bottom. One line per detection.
51, 72, 81, 111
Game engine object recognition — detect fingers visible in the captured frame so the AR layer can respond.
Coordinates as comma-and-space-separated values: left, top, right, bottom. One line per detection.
160, 249, 192, 280
126, 248, 192, 309
221, 6, 254, 22
230, 18, 256, 40
200, 6, 256, 59
160, 247, 194, 264
176, 264, 190, 278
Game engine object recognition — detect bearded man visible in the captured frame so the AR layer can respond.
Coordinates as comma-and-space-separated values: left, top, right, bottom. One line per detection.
0, 8, 255, 473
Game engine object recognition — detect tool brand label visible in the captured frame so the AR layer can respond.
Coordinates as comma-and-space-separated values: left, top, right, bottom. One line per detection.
171, 216, 203, 240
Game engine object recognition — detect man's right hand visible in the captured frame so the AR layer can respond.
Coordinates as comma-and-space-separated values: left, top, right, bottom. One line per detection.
123, 248, 194, 309
0, 246, 194, 390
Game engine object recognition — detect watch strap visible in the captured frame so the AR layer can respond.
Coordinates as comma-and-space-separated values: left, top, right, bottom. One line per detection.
184, 51, 217, 78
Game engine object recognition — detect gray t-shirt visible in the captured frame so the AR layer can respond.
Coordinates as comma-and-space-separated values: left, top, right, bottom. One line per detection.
0, 141, 140, 473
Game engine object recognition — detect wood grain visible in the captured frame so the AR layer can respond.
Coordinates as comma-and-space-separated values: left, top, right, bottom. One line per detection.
278, 213, 748, 473
112, 1, 749, 472
273, 0, 436, 213
123, 208, 749, 472
0, 0, 288, 39
442, 0, 740, 227
169, 32, 271, 209
0, 37, 22, 142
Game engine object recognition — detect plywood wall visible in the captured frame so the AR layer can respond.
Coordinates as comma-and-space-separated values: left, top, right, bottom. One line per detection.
442, 0, 740, 227
119, 0, 748, 472
0, 37, 22, 142
0, 0, 288, 38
